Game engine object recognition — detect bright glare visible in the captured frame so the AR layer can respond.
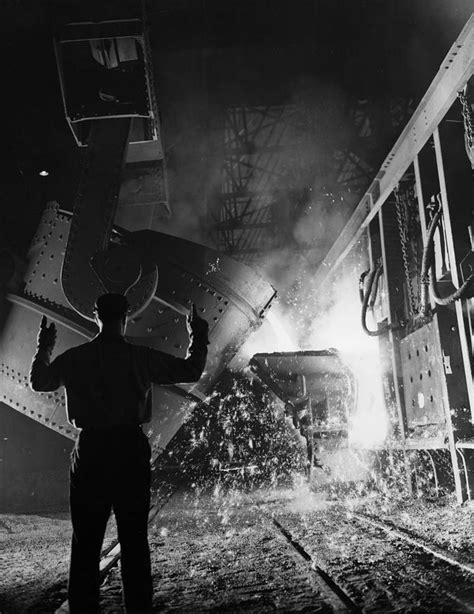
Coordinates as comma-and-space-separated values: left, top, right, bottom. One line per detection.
237, 306, 297, 362
235, 273, 389, 448
306, 278, 388, 448
39, 170, 49, 177
266, 311, 297, 351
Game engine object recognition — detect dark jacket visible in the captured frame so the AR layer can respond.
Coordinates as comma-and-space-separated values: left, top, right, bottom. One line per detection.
30, 330, 207, 429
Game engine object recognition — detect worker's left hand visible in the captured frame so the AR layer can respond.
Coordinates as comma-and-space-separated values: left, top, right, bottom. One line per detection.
37, 316, 57, 353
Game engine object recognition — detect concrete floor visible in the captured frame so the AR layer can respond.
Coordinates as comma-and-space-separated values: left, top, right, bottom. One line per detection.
0, 484, 473, 613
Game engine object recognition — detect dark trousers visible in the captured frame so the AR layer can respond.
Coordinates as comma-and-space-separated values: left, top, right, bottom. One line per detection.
68, 427, 152, 613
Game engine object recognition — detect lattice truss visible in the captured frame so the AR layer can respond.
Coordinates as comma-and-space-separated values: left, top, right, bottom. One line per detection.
210, 99, 414, 263
333, 97, 415, 208
209, 105, 303, 261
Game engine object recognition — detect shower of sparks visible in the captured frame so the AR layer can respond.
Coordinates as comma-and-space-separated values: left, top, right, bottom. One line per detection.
304, 270, 389, 448
237, 307, 297, 363
206, 258, 220, 274
173, 372, 307, 492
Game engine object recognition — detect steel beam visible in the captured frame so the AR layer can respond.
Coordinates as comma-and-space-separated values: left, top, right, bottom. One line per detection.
313, 15, 474, 286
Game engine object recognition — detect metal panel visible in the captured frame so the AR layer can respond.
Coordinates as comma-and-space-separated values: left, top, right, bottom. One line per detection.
25, 203, 73, 310
0, 302, 83, 440
61, 118, 132, 319
0, 206, 276, 447
399, 319, 446, 427
121, 229, 276, 394
433, 128, 474, 418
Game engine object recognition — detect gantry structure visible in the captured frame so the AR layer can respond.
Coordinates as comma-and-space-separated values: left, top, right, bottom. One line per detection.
208, 98, 414, 264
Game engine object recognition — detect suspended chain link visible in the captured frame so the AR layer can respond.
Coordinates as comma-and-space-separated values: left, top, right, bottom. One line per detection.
394, 185, 418, 318
458, 89, 473, 149
407, 185, 419, 285
458, 88, 474, 168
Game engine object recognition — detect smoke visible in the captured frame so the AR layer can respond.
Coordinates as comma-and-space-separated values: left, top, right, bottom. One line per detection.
238, 241, 389, 447
235, 0, 474, 358
229, 3, 472, 442
150, 42, 363, 253
238, 242, 366, 359
149, 47, 219, 247
151, 187, 209, 246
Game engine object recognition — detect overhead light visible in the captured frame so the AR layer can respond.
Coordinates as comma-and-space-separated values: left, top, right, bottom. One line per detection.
39, 170, 49, 177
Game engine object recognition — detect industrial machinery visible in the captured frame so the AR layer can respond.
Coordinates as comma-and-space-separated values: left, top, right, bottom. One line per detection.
250, 351, 355, 473
0, 17, 275, 488
1, 12, 473, 513
312, 16, 474, 502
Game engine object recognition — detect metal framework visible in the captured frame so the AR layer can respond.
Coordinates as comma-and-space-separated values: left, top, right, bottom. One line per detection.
313, 15, 474, 502
210, 97, 414, 264
313, 17, 474, 282
209, 105, 302, 262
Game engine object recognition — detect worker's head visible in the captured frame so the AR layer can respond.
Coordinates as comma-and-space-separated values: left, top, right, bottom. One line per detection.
94, 293, 129, 334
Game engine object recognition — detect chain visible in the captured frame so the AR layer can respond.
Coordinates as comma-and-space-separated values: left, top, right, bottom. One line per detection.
394, 185, 418, 318
407, 185, 419, 283
458, 89, 473, 149
458, 88, 474, 169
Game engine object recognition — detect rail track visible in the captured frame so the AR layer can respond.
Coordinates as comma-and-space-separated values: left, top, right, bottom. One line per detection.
270, 506, 474, 613
272, 517, 361, 612
48, 482, 179, 614
42, 489, 474, 613
352, 511, 474, 575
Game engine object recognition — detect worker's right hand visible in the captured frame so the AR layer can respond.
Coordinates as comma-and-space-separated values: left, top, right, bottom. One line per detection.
186, 303, 209, 344
37, 316, 57, 353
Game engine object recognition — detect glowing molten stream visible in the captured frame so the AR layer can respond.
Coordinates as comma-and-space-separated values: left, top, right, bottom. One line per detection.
307, 294, 389, 448
345, 350, 388, 448
240, 286, 389, 448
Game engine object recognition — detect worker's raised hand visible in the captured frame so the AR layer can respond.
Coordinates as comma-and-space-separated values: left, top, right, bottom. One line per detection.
37, 315, 57, 353
186, 303, 209, 343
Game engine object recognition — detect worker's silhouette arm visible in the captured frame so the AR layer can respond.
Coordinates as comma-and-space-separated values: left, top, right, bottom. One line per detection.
147, 304, 209, 384
29, 316, 65, 391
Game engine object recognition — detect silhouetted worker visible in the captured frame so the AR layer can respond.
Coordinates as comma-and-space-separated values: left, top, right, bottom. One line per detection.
30, 293, 209, 614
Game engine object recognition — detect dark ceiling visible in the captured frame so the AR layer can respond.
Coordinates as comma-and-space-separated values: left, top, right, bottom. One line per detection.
1, 0, 472, 254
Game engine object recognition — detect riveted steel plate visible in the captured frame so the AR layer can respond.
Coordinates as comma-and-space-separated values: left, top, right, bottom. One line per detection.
24, 202, 72, 309
400, 317, 446, 427
1, 205, 276, 443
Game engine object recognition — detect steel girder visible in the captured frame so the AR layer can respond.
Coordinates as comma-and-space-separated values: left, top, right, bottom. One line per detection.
313, 15, 474, 285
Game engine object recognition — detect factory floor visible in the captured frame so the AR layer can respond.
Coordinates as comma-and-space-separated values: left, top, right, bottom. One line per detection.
0, 482, 473, 614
